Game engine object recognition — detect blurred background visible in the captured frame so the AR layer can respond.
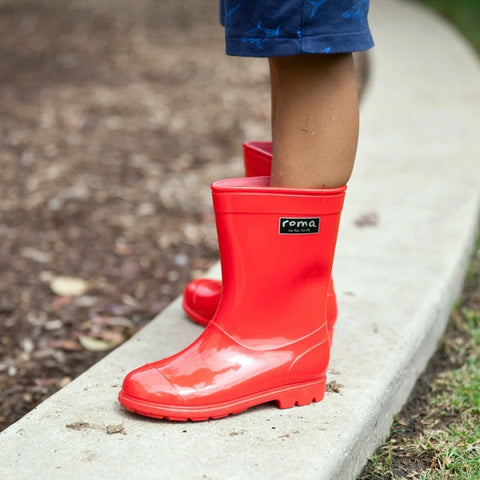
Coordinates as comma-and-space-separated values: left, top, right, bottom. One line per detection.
0, 0, 273, 430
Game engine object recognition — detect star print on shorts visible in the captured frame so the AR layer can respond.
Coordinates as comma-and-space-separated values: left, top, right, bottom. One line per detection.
221, 0, 374, 57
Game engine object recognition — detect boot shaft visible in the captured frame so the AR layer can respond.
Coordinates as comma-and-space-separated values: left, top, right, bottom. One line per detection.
211, 177, 345, 346
243, 141, 272, 177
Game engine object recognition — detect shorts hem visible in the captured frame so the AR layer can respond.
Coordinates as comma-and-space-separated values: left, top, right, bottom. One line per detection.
225, 29, 374, 57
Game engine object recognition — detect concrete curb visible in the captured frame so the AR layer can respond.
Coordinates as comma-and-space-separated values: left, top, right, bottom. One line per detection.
1, 1, 479, 479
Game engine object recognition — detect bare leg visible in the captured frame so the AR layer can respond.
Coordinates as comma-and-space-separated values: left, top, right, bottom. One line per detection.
269, 54, 359, 189
269, 59, 278, 138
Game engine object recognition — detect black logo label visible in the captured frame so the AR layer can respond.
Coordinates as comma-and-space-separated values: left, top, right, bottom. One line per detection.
279, 217, 320, 234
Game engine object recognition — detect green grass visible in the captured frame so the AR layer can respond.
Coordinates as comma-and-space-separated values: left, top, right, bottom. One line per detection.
360, 300, 480, 478
360, 234, 480, 479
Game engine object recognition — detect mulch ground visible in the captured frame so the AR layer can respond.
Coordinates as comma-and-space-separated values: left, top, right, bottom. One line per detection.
0, 0, 369, 432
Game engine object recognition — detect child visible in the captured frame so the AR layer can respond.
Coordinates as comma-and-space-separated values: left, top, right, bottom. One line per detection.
118, 0, 373, 421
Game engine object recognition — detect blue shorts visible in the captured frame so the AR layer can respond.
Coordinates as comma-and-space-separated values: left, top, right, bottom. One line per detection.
220, 0, 373, 57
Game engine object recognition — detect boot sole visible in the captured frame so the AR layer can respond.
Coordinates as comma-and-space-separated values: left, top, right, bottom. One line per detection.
118, 377, 326, 422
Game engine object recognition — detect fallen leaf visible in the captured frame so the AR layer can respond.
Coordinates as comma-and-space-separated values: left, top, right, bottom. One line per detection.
36, 378, 60, 387
51, 295, 74, 310
96, 330, 125, 344
73, 296, 98, 308
113, 243, 132, 256
80, 320, 93, 331
21, 247, 52, 263
22, 393, 34, 403
58, 377, 72, 388
121, 294, 140, 307
52, 339, 82, 351
79, 334, 123, 351
104, 316, 134, 329
50, 276, 90, 297
45, 319, 64, 330
397, 417, 408, 427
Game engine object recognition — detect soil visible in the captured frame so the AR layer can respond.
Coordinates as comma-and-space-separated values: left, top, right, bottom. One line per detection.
0, 0, 369, 432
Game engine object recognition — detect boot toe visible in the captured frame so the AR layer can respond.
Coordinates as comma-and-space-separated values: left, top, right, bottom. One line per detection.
182, 278, 221, 325
121, 365, 183, 405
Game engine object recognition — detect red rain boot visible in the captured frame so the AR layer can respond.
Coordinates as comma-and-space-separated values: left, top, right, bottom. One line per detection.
182, 142, 338, 340
119, 177, 346, 421
242, 140, 272, 176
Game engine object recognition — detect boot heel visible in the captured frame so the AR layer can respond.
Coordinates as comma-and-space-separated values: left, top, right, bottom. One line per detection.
275, 378, 326, 409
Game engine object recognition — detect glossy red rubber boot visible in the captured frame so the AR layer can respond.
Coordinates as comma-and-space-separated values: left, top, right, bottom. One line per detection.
119, 177, 346, 421
242, 140, 272, 176
182, 141, 338, 341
